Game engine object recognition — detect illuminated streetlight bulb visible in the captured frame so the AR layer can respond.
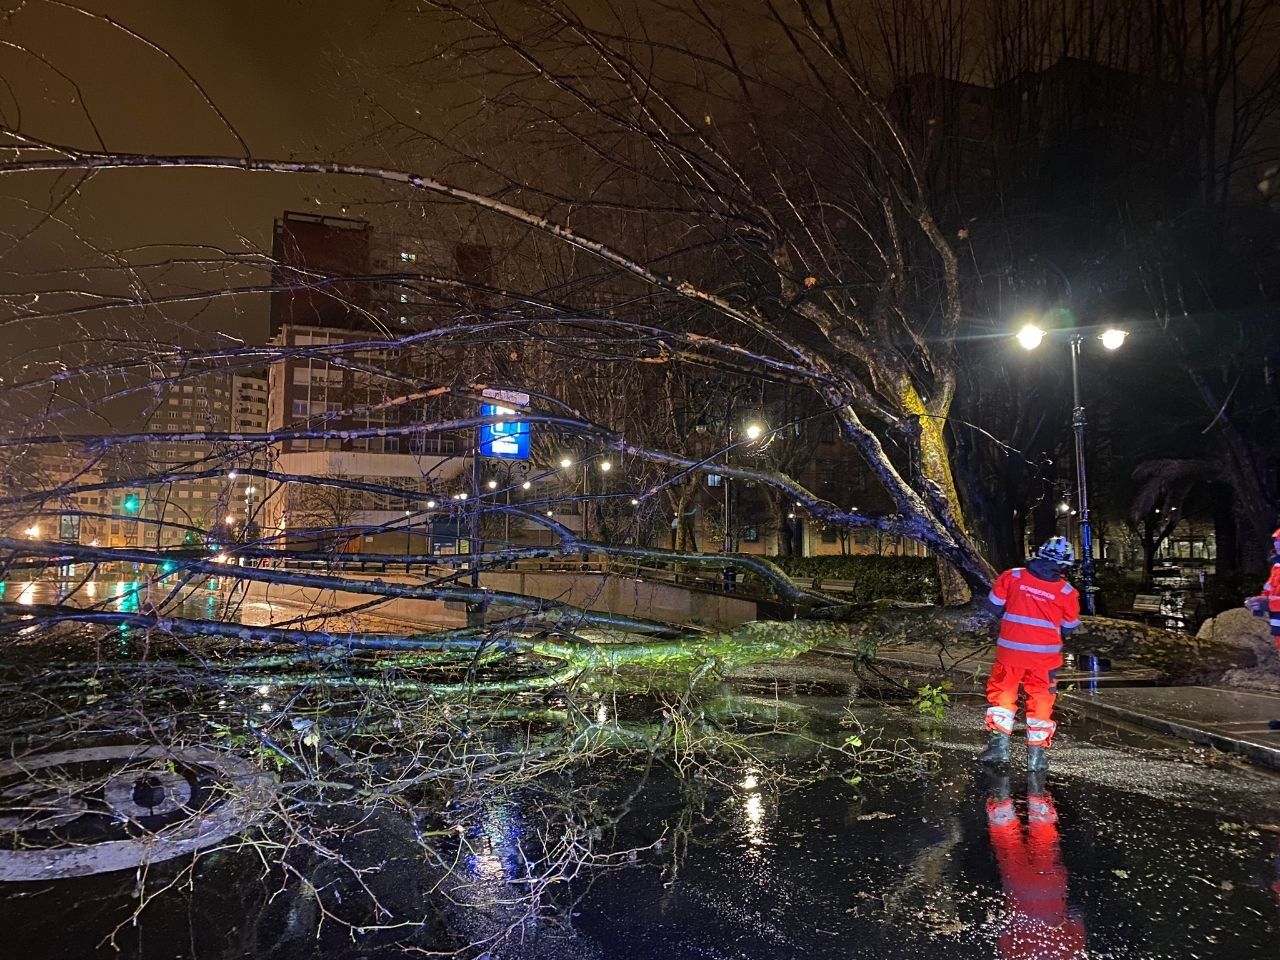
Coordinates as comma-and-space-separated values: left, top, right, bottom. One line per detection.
521, 481, 531, 490
245, 486, 256, 495
546, 510, 554, 517
23, 525, 39, 538
1016, 323, 1046, 350
630, 498, 640, 506
487, 479, 498, 490
1099, 328, 1128, 350
227, 471, 238, 480
559, 457, 573, 469
599, 460, 612, 472
744, 422, 764, 441
426, 499, 437, 509
224, 516, 236, 526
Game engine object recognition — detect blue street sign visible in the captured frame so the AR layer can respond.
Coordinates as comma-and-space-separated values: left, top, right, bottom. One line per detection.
479, 397, 530, 460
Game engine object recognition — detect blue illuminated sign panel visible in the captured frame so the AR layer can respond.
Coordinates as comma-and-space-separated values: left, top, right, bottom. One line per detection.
479, 390, 530, 460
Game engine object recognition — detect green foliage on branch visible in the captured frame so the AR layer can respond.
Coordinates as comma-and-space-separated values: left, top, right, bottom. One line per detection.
766, 555, 941, 604
911, 681, 952, 722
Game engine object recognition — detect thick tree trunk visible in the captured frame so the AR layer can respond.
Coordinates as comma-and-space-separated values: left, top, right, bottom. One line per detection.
1209, 482, 1238, 574
902, 383, 973, 605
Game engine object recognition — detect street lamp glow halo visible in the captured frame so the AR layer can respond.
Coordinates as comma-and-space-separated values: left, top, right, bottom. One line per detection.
1016, 323, 1046, 350
744, 421, 765, 441
559, 457, 573, 469
1099, 328, 1128, 350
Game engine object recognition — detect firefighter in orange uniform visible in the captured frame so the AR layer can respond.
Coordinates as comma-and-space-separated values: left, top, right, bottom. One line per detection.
1243, 528, 1280, 651
1243, 527, 1280, 731
978, 537, 1082, 771
986, 772, 1087, 960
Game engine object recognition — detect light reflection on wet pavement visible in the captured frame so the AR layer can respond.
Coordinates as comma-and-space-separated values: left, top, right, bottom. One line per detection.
1, 578, 1277, 958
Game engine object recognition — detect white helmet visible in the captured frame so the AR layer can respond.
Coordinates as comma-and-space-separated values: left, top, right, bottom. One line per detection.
1035, 536, 1076, 567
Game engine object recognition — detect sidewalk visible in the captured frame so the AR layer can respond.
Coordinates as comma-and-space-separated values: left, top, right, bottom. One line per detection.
1060, 685, 1280, 771
820, 642, 1280, 771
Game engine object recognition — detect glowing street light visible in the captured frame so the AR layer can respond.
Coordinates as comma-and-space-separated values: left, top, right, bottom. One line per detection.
744, 421, 765, 441
559, 456, 573, 470
426, 499, 437, 509
224, 516, 236, 526
630, 498, 640, 506
1100, 328, 1128, 350
487, 479, 498, 490
521, 481, 531, 490
23, 525, 39, 539
1016, 323, 1047, 350
227, 471, 238, 480
598, 460, 612, 472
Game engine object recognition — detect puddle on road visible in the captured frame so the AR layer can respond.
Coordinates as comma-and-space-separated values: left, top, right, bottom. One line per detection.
0, 689, 1275, 960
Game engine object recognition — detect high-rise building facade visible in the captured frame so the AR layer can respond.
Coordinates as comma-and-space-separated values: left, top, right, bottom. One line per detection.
262, 212, 481, 553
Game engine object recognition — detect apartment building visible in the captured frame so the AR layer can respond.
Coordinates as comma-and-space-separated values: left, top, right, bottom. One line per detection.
95, 371, 268, 548
262, 212, 481, 553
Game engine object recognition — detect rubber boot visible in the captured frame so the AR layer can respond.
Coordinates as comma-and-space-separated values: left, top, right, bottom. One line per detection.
977, 732, 1011, 765
1027, 745, 1049, 772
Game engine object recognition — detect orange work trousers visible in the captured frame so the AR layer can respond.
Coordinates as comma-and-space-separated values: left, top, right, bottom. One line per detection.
985, 659, 1058, 744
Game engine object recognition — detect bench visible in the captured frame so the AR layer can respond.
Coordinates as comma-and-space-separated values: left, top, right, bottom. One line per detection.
1132, 593, 1163, 614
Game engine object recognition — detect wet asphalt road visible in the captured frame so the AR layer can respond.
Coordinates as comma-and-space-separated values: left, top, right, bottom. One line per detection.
2, 696, 1276, 960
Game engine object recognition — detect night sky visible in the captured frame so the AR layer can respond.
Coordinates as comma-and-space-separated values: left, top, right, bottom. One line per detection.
0, 1, 407, 344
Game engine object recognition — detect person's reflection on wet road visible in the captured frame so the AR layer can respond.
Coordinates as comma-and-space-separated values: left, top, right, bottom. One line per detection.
984, 771, 1087, 960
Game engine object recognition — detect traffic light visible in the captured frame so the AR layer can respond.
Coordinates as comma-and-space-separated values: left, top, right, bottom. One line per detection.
122, 493, 140, 514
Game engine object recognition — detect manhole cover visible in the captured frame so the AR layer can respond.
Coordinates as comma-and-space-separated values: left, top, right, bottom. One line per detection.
0, 745, 275, 881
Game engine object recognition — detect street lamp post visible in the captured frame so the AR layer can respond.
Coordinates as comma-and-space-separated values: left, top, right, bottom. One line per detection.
722, 420, 765, 593
1019, 322, 1127, 616
1067, 333, 1096, 615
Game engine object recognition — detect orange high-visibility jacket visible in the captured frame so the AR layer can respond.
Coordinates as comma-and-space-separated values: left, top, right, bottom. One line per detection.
988, 568, 1081, 663
1252, 558, 1280, 635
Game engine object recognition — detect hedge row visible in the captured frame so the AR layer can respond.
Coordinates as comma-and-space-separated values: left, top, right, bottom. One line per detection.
767, 554, 941, 604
